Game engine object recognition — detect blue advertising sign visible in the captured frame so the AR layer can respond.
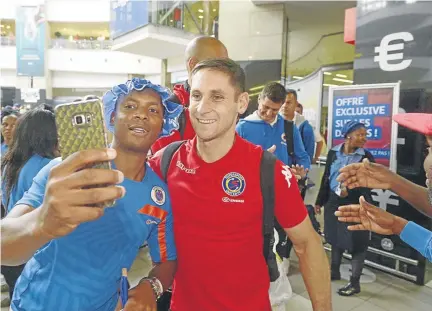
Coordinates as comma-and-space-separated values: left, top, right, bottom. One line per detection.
16, 5, 46, 77
328, 84, 400, 170
110, 0, 149, 39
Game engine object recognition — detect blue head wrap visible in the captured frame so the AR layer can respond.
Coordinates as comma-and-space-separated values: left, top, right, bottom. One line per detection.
102, 78, 184, 135
341, 121, 366, 138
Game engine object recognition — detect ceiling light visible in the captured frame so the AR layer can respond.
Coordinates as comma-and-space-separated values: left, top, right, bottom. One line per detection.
293, 76, 303, 80
248, 56, 253, 59
323, 72, 332, 75
336, 74, 347, 78
198, 15, 203, 19
213, 8, 216, 12
170, 20, 173, 22
198, 9, 204, 13
333, 77, 353, 83
323, 83, 338, 87
256, 31, 260, 34
6, 25, 10, 29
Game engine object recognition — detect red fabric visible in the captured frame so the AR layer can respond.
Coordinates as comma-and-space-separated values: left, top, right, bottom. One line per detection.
149, 135, 307, 311
150, 109, 195, 154
344, 7, 356, 45
173, 8, 181, 21
173, 84, 190, 107
393, 113, 432, 136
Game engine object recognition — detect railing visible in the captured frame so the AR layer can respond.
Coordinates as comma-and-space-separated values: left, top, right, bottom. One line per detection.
49, 39, 112, 50
1, 36, 16, 46
148, 0, 218, 37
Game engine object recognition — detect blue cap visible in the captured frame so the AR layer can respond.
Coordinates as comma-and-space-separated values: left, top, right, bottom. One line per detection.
102, 78, 183, 134
341, 121, 366, 138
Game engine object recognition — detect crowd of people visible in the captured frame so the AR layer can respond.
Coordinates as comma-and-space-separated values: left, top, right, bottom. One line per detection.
1, 36, 431, 311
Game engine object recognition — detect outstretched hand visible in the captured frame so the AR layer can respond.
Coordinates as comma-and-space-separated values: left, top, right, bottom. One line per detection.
291, 164, 308, 180
335, 196, 408, 235
336, 158, 393, 190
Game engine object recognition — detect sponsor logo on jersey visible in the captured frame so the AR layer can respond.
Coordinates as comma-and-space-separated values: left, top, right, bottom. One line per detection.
176, 160, 196, 174
146, 219, 158, 225
222, 197, 244, 203
151, 186, 166, 205
222, 172, 246, 197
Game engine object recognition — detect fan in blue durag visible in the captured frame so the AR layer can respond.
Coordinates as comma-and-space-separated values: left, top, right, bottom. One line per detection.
102, 78, 184, 137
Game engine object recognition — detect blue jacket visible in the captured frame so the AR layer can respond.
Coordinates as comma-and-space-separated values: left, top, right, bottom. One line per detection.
236, 112, 311, 169
297, 121, 315, 162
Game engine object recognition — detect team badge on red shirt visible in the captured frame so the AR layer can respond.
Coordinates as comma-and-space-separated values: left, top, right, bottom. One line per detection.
222, 172, 246, 197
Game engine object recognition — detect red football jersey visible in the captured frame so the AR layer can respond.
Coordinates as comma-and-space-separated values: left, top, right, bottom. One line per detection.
150, 109, 196, 155
149, 135, 307, 311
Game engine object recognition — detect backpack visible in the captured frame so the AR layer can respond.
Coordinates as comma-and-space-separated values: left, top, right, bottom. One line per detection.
283, 120, 295, 162
160, 141, 280, 282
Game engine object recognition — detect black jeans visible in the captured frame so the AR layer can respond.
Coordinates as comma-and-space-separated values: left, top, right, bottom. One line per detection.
331, 246, 366, 279
1, 265, 25, 298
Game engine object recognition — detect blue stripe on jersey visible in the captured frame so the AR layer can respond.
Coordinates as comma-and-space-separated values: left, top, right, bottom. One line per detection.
11, 159, 176, 311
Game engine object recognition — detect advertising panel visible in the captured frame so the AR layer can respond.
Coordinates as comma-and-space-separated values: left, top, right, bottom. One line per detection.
110, 0, 149, 39
328, 83, 400, 171
16, 5, 46, 77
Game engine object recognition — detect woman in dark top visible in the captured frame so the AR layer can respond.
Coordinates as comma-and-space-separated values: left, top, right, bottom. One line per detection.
315, 121, 375, 296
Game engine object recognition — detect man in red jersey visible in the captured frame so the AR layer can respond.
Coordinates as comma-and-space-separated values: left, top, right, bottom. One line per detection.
150, 36, 228, 154
149, 59, 331, 311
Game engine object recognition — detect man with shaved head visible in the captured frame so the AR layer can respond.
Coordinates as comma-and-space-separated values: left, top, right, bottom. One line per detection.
150, 36, 228, 154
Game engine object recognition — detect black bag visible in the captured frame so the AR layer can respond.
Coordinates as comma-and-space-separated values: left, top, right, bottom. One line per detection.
283, 120, 295, 160
158, 141, 279, 310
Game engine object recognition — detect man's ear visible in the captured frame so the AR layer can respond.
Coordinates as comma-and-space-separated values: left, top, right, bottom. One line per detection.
237, 92, 249, 115
188, 57, 198, 73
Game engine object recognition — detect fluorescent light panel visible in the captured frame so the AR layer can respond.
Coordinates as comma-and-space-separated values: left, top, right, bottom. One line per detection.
333, 77, 353, 83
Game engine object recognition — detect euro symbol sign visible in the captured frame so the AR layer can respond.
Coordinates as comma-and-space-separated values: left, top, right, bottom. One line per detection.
374, 32, 414, 72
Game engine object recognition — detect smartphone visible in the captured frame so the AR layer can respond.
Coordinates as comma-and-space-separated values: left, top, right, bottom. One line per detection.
55, 99, 115, 207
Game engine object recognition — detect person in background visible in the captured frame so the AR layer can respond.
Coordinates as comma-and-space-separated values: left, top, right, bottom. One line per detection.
315, 121, 375, 296
1, 107, 59, 302
151, 36, 228, 155
1, 79, 177, 311
296, 102, 324, 163
236, 83, 311, 169
336, 113, 432, 262
236, 82, 311, 273
1, 109, 19, 155
149, 59, 331, 311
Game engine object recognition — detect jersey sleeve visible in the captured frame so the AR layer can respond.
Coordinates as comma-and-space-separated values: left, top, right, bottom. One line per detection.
148, 149, 164, 180
274, 159, 308, 229
15, 158, 61, 209
147, 192, 177, 263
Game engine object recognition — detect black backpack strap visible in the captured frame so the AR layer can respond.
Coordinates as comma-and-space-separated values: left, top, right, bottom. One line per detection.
178, 111, 186, 139
160, 141, 185, 182
260, 150, 279, 282
260, 151, 277, 259
283, 120, 295, 158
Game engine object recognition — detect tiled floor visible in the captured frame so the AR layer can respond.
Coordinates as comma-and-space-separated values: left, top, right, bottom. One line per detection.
2, 165, 432, 310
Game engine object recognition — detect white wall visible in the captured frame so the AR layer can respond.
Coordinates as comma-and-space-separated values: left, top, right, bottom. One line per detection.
219, 1, 285, 61
46, 0, 110, 22
0, 47, 16, 70
144, 74, 161, 86
0, 69, 17, 87
52, 71, 128, 88
0, 0, 110, 21
47, 49, 161, 74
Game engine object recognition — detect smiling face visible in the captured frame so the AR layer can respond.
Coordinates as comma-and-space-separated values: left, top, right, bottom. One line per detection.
1, 115, 18, 145
189, 68, 248, 142
112, 89, 164, 153
257, 96, 282, 124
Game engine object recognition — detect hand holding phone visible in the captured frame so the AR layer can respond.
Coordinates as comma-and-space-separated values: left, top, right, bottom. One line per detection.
36, 148, 125, 240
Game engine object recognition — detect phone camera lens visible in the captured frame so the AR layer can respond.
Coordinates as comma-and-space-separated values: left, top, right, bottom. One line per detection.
75, 116, 83, 125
